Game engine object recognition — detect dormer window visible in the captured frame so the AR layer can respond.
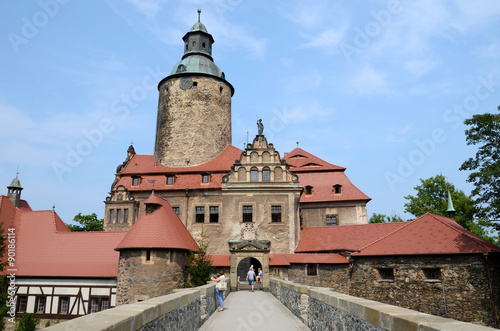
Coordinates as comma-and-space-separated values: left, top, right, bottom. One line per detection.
176, 64, 186, 73
166, 175, 174, 186
305, 185, 313, 195
132, 177, 140, 186
333, 184, 342, 194
146, 204, 160, 214
202, 173, 210, 183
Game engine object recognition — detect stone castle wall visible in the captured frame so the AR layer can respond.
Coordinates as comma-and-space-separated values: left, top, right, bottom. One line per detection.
349, 254, 499, 327
116, 249, 186, 305
287, 264, 349, 293
154, 75, 232, 167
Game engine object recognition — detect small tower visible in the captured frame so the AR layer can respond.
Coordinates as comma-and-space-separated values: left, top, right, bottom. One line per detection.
446, 187, 456, 219
7, 174, 23, 208
154, 9, 234, 167
115, 195, 198, 305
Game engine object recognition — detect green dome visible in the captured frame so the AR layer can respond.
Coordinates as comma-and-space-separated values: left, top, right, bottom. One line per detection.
8, 177, 22, 189
170, 55, 224, 78
190, 21, 207, 33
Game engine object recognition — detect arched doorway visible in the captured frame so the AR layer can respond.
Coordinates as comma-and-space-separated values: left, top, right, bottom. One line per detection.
228, 240, 270, 291
236, 257, 262, 281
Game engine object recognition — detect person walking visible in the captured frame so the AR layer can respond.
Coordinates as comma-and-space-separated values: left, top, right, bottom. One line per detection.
246, 267, 256, 292
256, 267, 263, 289
211, 270, 226, 312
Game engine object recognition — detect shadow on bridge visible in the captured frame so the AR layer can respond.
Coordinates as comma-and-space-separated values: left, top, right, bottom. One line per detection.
199, 290, 310, 331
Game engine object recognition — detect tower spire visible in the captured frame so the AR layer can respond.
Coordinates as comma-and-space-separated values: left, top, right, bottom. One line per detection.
197, 8, 201, 22
446, 182, 456, 220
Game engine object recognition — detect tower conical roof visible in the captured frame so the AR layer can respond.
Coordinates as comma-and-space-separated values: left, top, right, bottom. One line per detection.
8, 176, 22, 190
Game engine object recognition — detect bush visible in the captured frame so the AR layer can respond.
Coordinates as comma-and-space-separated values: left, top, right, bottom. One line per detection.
15, 313, 39, 331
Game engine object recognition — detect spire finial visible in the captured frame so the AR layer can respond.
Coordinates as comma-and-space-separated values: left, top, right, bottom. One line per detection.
296, 141, 299, 147
197, 8, 201, 22
130, 139, 134, 145
16, 167, 19, 179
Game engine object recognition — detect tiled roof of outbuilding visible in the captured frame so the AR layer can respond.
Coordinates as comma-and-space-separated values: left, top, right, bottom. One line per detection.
352, 213, 500, 256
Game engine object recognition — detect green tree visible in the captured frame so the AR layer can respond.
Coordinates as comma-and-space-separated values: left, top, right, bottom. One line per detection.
185, 231, 213, 288
66, 213, 103, 232
369, 213, 405, 223
404, 174, 496, 243
459, 106, 500, 230
15, 313, 39, 331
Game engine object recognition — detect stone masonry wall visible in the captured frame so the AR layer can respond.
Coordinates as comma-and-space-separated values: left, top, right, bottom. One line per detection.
287, 263, 349, 293
116, 249, 186, 305
155, 75, 232, 167
270, 278, 497, 331
349, 254, 497, 327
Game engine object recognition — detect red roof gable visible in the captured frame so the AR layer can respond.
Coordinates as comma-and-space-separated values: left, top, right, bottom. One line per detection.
283, 148, 345, 172
295, 222, 406, 253
116, 195, 198, 251
352, 213, 500, 256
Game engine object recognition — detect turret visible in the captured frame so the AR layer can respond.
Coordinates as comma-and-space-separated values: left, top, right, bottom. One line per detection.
7, 174, 23, 208
154, 9, 234, 167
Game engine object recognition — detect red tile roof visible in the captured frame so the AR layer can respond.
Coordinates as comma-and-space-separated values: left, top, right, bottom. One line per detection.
285, 253, 348, 264
120, 145, 242, 175
116, 145, 242, 192
115, 194, 199, 251
209, 254, 231, 267
282, 148, 370, 203
0, 196, 126, 278
352, 213, 500, 256
295, 222, 405, 253
283, 148, 345, 172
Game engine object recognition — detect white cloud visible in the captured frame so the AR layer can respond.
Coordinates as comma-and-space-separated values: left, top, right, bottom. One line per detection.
302, 28, 346, 50
126, 0, 164, 20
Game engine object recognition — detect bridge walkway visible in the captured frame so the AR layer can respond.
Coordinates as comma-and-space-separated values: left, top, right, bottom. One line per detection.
199, 289, 310, 331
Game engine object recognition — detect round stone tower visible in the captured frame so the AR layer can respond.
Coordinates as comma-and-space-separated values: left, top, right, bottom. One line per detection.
154, 9, 234, 167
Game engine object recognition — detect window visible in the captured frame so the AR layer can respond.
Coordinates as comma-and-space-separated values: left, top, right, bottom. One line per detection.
196, 206, 205, 223
117, 209, 122, 224
262, 168, 270, 181
210, 206, 219, 223
250, 168, 258, 182
177, 64, 186, 73
326, 215, 337, 226
109, 209, 115, 224
307, 264, 317, 276
193, 82, 198, 89
305, 186, 313, 195
173, 207, 180, 216
202, 42, 206, 48
271, 206, 282, 223
90, 298, 99, 313
202, 174, 210, 183
132, 177, 140, 186
423, 268, 441, 281
59, 297, 69, 314
101, 298, 109, 310
17, 296, 27, 312
377, 268, 394, 280
146, 249, 151, 262
166, 175, 174, 185
36, 296, 45, 313
123, 209, 129, 223
334, 184, 342, 194
242, 205, 253, 222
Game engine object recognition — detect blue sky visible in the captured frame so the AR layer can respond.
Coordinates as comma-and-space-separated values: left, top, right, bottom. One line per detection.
1, 1, 500, 225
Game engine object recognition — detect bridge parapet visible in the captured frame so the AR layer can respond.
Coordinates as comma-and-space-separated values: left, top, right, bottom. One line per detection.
270, 278, 496, 331
45, 280, 230, 331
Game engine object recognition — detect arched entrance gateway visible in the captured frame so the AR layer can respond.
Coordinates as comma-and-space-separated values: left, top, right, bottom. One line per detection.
228, 240, 270, 291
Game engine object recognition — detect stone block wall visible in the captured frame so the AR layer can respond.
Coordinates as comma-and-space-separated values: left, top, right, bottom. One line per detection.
349, 254, 498, 327
44, 280, 230, 331
116, 249, 186, 305
154, 75, 232, 167
270, 279, 497, 331
287, 263, 349, 293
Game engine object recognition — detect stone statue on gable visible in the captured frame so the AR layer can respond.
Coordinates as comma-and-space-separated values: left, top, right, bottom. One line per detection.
257, 118, 264, 135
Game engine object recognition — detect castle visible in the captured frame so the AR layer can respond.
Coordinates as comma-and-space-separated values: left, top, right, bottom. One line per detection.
1, 11, 499, 327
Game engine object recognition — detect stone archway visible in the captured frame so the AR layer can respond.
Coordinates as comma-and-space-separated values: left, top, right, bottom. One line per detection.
228, 240, 270, 291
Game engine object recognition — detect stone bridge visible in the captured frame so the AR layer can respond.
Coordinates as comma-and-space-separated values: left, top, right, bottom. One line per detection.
45, 279, 496, 331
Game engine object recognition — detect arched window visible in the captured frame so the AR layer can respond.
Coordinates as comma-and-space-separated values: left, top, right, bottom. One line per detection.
176, 64, 186, 73
262, 167, 271, 181
250, 168, 258, 182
